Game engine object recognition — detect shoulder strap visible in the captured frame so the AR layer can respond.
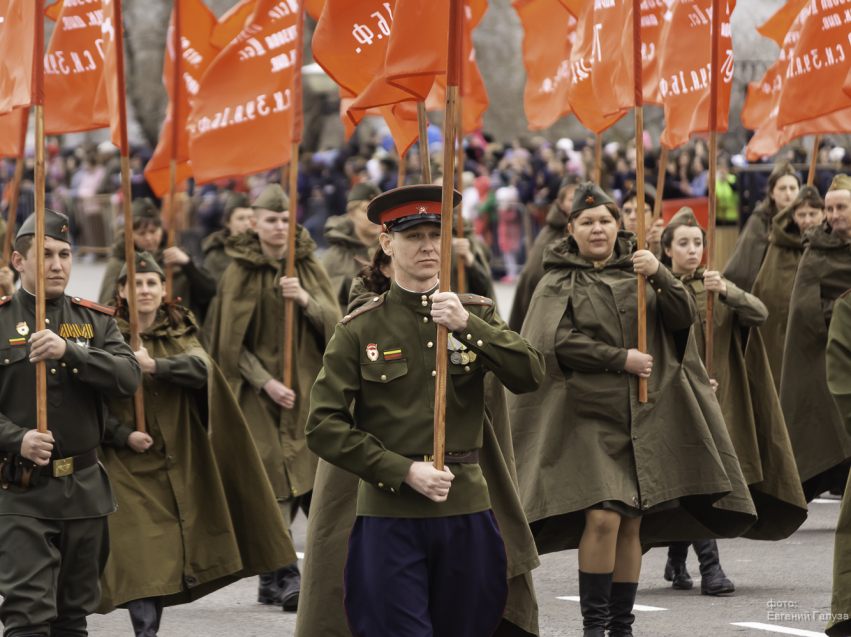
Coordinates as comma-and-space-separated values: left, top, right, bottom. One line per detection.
0, 295, 12, 307
71, 296, 116, 316
342, 295, 384, 324
841, 288, 851, 300
457, 293, 494, 307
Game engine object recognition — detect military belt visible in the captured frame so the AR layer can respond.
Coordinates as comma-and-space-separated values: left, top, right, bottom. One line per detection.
49, 449, 99, 478
405, 450, 479, 464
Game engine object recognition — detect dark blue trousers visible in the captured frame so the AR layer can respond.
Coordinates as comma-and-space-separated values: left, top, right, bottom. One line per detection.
343, 510, 508, 637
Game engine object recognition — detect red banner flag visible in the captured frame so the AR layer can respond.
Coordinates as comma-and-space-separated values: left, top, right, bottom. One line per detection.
658, 0, 736, 150
0, 108, 28, 158
640, 0, 670, 107
776, 2, 851, 129
97, 0, 128, 149
305, 0, 324, 20
144, 0, 220, 196
0, 0, 36, 115
188, 0, 299, 184
313, 0, 421, 154
43, 0, 110, 134
756, 0, 807, 48
210, 0, 256, 49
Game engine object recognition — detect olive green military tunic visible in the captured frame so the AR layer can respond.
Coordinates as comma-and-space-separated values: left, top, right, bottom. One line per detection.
305, 281, 545, 519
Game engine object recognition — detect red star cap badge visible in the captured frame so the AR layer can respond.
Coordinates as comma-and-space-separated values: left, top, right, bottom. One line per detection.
61, 225, 67, 233
586, 196, 594, 204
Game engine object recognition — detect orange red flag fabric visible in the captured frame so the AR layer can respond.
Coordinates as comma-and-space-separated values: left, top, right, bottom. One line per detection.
658, 0, 736, 150
305, 0, 324, 20
566, 0, 631, 133
313, 0, 421, 154
755, 0, 807, 49
144, 0, 220, 197
0, 0, 36, 115
640, 0, 670, 107
210, 0, 256, 49
426, 0, 489, 134
776, 2, 851, 129
98, 0, 128, 149
43, 0, 110, 134
513, 0, 575, 131
188, 0, 299, 184
0, 108, 28, 158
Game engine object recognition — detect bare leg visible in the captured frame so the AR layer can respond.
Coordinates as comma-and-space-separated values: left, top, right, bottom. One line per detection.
612, 516, 642, 583
578, 509, 622, 573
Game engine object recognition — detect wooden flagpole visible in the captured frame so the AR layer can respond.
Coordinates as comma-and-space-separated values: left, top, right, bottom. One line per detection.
594, 134, 603, 184
283, 0, 305, 390
418, 103, 432, 183
433, 0, 463, 471
705, 0, 721, 380
3, 109, 28, 267
398, 151, 406, 187
808, 134, 821, 187
165, 0, 182, 301
33, 1, 47, 434
633, 0, 648, 403
112, 0, 145, 432
649, 145, 668, 255
455, 97, 465, 293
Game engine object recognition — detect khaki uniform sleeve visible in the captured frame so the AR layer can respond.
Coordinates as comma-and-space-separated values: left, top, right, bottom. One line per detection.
102, 412, 134, 448
238, 346, 274, 393
153, 352, 208, 389
554, 301, 629, 374
646, 266, 698, 331
451, 303, 545, 394
305, 324, 414, 494
720, 280, 769, 327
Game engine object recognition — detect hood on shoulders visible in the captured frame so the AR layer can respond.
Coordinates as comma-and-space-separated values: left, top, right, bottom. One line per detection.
804, 219, 851, 251
202, 229, 230, 255
545, 202, 568, 231
543, 230, 636, 272
113, 304, 199, 340
672, 265, 706, 286
769, 206, 804, 250
225, 226, 316, 269
323, 215, 370, 249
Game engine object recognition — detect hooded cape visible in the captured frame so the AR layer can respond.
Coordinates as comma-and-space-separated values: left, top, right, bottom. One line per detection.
98, 309, 296, 612
321, 215, 378, 315
209, 228, 340, 500
296, 373, 541, 636
679, 268, 807, 540
201, 229, 233, 285
722, 199, 774, 293
510, 232, 756, 553
780, 221, 851, 483
750, 205, 804, 394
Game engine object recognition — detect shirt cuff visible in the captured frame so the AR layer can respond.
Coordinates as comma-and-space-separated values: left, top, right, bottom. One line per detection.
373, 451, 415, 495
646, 265, 677, 296
720, 281, 744, 307
152, 358, 170, 379
453, 311, 495, 353
112, 424, 135, 448
59, 340, 88, 376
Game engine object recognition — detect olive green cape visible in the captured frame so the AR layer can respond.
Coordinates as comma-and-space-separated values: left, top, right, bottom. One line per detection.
296, 374, 541, 636
750, 205, 804, 394
98, 309, 296, 612
201, 229, 233, 285
722, 199, 773, 293
209, 228, 340, 500
509, 203, 567, 332
322, 215, 377, 315
452, 220, 500, 312
680, 268, 807, 540
826, 292, 851, 637
780, 221, 851, 483
510, 233, 756, 554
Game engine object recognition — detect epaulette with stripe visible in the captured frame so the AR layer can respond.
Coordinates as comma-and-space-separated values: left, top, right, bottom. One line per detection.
341, 296, 384, 324
457, 293, 494, 307
71, 296, 116, 316
841, 288, 851, 300
0, 295, 12, 307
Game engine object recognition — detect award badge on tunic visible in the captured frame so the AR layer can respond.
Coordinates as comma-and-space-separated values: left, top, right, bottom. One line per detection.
15, 322, 28, 336
447, 333, 475, 364
366, 343, 379, 362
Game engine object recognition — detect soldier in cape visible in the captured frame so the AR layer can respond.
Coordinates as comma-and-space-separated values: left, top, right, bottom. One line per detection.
305, 184, 545, 636
781, 174, 851, 502
0, 210, 142, 636
201, 192, 252, 284
97, 252, 298, 636
509, 184, 756, 637
657, 208, 807, 594
208, 183, 340, 611
620, 183, 664, 252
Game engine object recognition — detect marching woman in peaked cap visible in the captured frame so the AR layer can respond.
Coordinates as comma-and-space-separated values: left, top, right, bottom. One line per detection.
510, 183, 756, 637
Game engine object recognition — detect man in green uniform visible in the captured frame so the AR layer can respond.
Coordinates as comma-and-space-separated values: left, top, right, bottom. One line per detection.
322, 182, 383, 315
305, 185, 545, 636
209, 183, 339, 611
0, 209, 142, 637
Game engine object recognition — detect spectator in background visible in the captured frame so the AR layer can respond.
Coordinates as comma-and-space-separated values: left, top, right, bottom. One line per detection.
496, 185, 522, 282
715, 156, 739, 226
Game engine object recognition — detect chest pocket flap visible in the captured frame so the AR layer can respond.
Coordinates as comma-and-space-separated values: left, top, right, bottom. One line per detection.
0, 346, 28, 366
361, 360, 408, 383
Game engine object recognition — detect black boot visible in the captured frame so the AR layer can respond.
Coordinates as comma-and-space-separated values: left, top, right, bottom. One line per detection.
278, 562, 301, 612
578, 571, 612, 637
258, 571, 283, 605
126, 597, 164, 637
663, 542, 693, 590
694, 540, 735, 595
607, 582, 638, 637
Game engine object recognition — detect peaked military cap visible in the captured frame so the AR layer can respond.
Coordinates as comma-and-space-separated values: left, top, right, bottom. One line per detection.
348, 182, 382, 204
367, 185, 462, 232
252, 183, 290, 212
829, 174, 851, 193
118, 251, 164, 284
132, 198, 159, 219
571, 182, 615, 215
17, 208, 71, 245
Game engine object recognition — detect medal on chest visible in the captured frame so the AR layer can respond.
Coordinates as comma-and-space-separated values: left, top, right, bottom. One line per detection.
447, 333, 475, 365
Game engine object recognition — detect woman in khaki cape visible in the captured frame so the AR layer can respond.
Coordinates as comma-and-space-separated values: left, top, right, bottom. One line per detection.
658, 209, 807, 595
509, 183, 755, 637
98, 252, 296, 635
750, 186, 824, 394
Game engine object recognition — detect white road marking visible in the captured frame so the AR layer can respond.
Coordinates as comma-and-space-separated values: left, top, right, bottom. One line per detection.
556, 596, 666, 611
730, 622, 825, 636
813, 498, 841, 504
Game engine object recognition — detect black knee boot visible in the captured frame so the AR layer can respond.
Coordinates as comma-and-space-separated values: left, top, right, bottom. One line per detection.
278, 562, 301, 612
258, 571, 283, 605
126, 597, 164, 637
607, 582, 638, 637
664, 542, 693, 590
578, 571, 612, 637
693, 540, 734, 595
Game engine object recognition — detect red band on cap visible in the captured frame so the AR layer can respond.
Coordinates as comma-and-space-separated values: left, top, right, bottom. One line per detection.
378, 201, 442, 226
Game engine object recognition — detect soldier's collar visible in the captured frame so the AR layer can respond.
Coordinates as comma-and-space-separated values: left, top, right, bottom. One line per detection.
388, 280, 439, 308
17, 286, 65, 308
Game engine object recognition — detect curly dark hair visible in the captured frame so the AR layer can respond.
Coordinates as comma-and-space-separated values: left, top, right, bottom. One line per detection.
357, 247, 393, 294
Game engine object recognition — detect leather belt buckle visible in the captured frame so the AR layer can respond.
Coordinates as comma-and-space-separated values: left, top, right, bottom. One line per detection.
53, 457, 74, 478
